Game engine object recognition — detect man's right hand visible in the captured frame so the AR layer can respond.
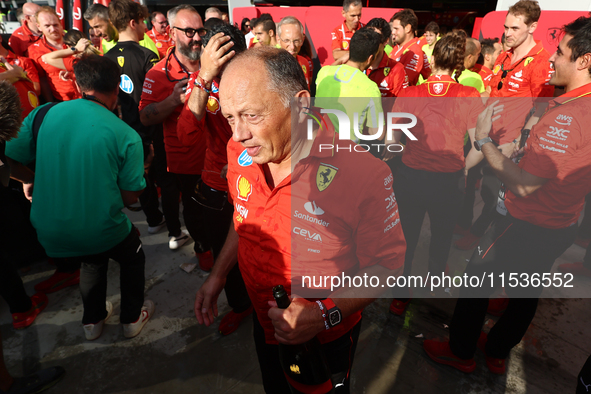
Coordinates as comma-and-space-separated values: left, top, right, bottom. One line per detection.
170, 79, 189, 106
194, 272, 226, 326
199, 33, 235, 83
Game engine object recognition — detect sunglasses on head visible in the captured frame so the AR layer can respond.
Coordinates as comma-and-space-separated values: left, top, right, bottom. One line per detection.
173, 26, 207, 38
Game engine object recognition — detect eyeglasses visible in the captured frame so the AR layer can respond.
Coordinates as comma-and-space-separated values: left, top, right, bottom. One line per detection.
156, 21, 168, 25
173, 26, 207, 38
280, 37, 302, 46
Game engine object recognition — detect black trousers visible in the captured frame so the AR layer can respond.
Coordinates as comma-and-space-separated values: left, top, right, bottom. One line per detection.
73, 228, 146, 325
0, 183, 38, 314
197, 181, 251, 313
0, 260, 31, 314
175, 173, 208, 254
394, 163, 464, 277
468, 164, 502, 237
577, 354, 591, 393
138, 143, 164, 228
449, 214, 577, 360
151, 129, 182, 238
253, 313, 361, 394
456, 161, 484, 230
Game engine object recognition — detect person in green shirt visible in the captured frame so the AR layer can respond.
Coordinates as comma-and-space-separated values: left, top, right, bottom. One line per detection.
6, 55, 154, 341
316, 27, 383, 143
457, 37, 485, 93
84, 3, 159, 58
421, 21, 440, 64
418, 21, 440, 84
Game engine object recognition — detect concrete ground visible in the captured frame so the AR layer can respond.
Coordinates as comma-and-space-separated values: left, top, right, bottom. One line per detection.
2, 198, 590, 394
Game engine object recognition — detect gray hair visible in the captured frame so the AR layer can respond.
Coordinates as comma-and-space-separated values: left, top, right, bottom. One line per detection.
343, 0, 362, 12
84, 3, 109, 21
168, 5, 197, 27
230, 47, 308, 108
276, 16, 304, 37
205, 7, 222, 18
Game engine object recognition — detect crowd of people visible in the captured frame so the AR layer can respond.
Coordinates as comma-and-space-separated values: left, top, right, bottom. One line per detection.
1, 0, 591, 392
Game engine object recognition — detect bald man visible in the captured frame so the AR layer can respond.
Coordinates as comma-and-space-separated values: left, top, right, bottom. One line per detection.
457, 37, 485, 94
8, 2, 41, 57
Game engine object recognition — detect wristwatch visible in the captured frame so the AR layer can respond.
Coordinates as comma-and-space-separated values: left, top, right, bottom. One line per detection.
70, 46, 77, 52
474, 137, 493, 151
322, 298, 342, 328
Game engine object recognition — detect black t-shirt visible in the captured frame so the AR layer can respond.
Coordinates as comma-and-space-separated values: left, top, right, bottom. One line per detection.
104, 41, 158, 141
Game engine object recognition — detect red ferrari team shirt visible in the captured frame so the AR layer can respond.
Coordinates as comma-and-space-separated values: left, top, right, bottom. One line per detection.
226, 117, 406, 344
389, 37, 431, 86
177, 74, 230, 191
471, 64, 493, 88
2, 52, 40, 118
146, 28, 173, 60
139, 52, 205, 175
8, 22, 41, 57
488, 41, 555, 145
365, 52, 408, 97
296, 54, 313, 90
331, 21, 363, 52
28, 37, 80, 101
395, 75, 483, 172
506, 84, 591, 229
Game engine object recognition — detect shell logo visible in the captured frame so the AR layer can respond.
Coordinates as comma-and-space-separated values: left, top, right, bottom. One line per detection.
493, 64, 501, 75
342, 41, 349, 50
27, 91, 38, 109
156, 42, 162, 48
236, 175, 252, 201
206, 97, 220, 114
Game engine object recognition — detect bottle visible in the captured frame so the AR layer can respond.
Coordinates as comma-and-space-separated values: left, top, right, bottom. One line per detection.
272, 285, 334, 394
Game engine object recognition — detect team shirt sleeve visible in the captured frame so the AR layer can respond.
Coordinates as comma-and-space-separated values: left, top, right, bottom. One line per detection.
331, 27, 342, 51
355, 162, 406, 271
519, 110, 581, 180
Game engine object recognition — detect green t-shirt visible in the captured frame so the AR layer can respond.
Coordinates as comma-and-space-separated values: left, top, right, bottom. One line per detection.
458, 68, 485, 93
103, 33, 160, 59
315, 64, 383, 142
5, 100, 146, 257
384, 44, 393, 57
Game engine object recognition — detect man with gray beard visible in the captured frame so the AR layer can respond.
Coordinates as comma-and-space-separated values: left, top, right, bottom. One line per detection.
139, 5, 211, 265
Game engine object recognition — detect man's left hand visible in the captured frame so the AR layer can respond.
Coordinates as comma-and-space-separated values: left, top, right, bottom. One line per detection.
475, 100, 503, 141
268, 297, 325, 345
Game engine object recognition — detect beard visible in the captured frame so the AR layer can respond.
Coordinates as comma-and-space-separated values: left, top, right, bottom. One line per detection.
177, 39, 201, 61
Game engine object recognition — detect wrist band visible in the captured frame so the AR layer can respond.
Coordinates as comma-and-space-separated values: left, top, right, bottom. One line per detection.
194, 76, 212, 93
315, 300, 330, 330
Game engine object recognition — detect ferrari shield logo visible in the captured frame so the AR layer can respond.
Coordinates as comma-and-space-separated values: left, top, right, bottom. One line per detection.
433, 83, 444, 94
117, 56, 124, 67
316, 163, 338, 192
547, 27, 561, 45
383, 67, 391, 76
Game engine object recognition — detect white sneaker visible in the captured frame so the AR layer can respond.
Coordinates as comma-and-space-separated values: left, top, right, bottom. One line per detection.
83, 301, 113, 341
148, 218, 166, 234
169, 230, 191, 250
123, 300, 155, 339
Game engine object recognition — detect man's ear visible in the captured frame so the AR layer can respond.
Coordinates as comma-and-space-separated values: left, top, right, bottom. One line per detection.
578, 52, 591, 72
